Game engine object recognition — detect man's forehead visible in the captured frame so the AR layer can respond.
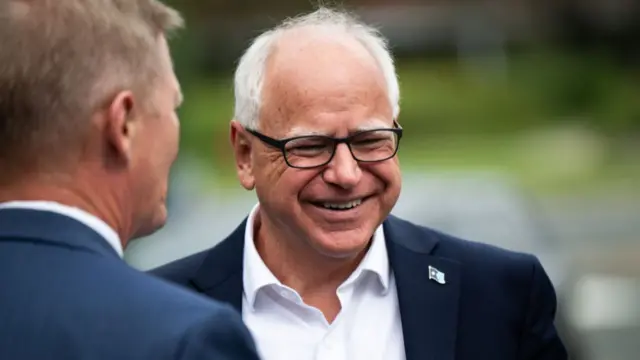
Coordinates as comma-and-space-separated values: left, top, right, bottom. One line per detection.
264, 30, 383, 95
259, 31, 392, 137
284, 118, 391, 137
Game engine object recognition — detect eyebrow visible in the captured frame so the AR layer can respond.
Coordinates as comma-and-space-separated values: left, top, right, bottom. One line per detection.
356, 119, 392, 131
285, 127, 327, 137
284, 118, 392, 138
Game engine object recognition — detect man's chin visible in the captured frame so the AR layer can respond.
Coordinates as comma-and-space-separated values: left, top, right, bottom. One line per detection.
307, 227, 374, 259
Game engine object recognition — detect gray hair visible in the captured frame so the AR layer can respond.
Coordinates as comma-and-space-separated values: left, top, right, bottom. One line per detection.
233, 7, 400, 130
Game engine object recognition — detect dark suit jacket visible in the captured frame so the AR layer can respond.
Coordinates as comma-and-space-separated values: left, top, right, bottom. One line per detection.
152, 215, 568, 360
0, 209, 259, 360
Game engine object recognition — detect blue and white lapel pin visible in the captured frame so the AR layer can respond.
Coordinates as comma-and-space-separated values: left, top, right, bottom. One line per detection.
428, 265, 446, 285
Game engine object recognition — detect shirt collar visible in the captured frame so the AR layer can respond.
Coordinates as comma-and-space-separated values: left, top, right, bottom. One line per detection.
243, 203, 281, 310
342, 222, 391, 294
0, 201, 123, 258
242, 203, 390, 310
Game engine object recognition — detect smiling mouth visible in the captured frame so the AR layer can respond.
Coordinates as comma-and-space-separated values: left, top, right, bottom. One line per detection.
310, 197, 369, 211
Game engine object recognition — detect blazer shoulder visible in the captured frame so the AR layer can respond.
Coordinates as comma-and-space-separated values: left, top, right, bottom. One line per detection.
389, 215, 540, 276
396, 218, 550, 310
149, 248, 210, 286
173, 299, 259, 360
119, 265, 239, 324
148, 221, 246, 289
441, 229, 537, 265
432, 226, 547, 295
115, 269, 259, 358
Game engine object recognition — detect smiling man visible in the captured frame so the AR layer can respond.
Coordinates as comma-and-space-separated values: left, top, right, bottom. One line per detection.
152, 7, 568, 360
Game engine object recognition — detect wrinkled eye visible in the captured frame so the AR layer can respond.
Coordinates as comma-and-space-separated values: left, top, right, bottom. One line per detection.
285, 137, 332, 157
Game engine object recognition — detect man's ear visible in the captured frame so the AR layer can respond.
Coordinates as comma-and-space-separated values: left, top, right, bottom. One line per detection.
230, 120, 255, 190
105, 90, 137, 162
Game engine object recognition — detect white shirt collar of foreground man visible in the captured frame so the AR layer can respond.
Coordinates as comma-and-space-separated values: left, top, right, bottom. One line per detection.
242, 202, 406, 360
0, 201, 123, 258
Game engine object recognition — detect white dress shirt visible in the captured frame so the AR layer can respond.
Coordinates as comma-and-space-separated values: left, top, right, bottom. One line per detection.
0, 200, 123, 257
242, 203, 406, 360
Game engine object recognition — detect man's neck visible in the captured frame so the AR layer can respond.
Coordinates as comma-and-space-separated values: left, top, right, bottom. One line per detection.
0, 177, 128, 246
254, 212, 369, 322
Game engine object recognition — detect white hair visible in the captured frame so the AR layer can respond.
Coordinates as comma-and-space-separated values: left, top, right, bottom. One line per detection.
233, 7, 400, 130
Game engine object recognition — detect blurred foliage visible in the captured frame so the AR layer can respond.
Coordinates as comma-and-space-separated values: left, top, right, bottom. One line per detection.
399, 51, 640, 135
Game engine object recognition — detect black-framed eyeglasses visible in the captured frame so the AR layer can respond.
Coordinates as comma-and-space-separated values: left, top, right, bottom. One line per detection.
245, 121, 403, 169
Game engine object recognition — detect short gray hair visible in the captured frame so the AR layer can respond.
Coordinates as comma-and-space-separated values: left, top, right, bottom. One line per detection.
0, 0, 183, 174
233, 7, 400, 130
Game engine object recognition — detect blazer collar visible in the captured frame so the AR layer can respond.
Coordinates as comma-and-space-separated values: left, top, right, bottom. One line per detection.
0, 208, 120, 259
191, 218, 246, 312
191, 215, 461, 360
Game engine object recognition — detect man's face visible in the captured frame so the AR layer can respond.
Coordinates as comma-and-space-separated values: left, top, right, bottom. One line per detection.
234, 33, 402, 258
128, 36, 182, 238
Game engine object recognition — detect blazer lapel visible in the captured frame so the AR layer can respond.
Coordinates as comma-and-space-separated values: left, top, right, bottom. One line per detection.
385, 216, 461, 360
191, 219, 246, 313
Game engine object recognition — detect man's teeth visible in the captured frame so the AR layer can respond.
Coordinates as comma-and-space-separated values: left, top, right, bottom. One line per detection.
322, 199, 363, 210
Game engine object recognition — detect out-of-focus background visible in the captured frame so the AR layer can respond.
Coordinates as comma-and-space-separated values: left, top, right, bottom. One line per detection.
125, 1, 640, 359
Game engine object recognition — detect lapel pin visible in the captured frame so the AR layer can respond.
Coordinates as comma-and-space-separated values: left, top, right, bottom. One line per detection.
428, 265, 446, 285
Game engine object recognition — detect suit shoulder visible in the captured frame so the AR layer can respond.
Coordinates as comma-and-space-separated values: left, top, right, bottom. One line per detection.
133, 271, 255, 349
110, 268, 256, 358
392, 217, 546, 302
439, 229, 537, 266
389, 215, 539, 273
148, 248, 210, 285
117, 265, 239, 322
149, 226, 245, 289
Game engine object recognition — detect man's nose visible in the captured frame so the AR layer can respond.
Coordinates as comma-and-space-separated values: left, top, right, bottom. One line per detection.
322, 143, 361, 189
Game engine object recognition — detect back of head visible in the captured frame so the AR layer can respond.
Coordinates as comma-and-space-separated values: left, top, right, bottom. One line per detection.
0, 0, 183, 179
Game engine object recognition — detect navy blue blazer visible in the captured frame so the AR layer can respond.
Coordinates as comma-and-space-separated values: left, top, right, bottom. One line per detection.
0, 209, 259, 360
152, 215, 568, 360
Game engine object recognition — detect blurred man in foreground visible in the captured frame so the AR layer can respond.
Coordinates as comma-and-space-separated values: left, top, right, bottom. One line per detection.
0, 1, 258, 359
153, 7, 568, 360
